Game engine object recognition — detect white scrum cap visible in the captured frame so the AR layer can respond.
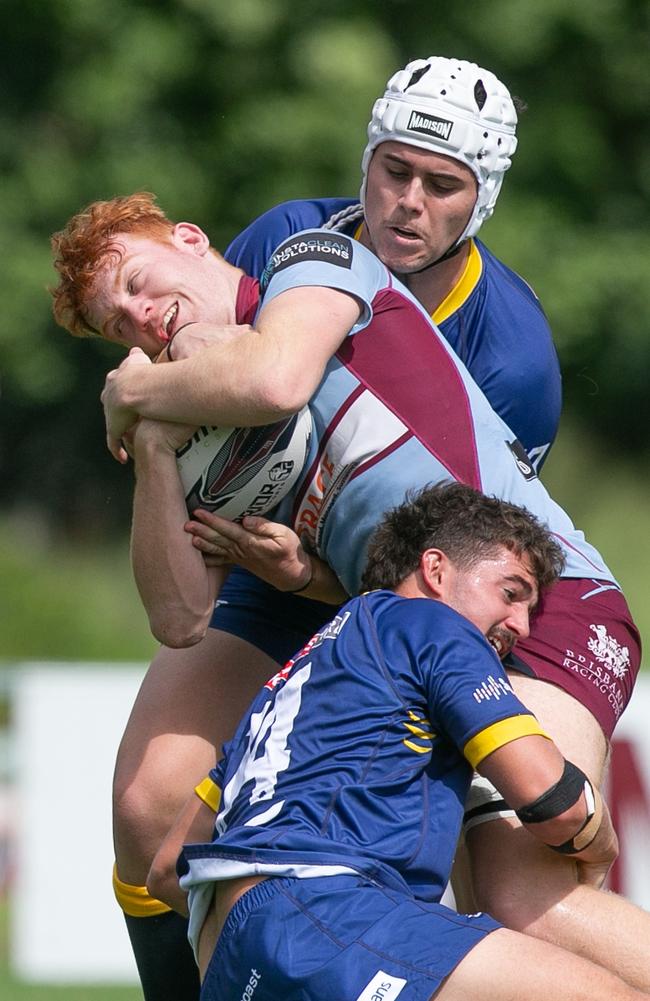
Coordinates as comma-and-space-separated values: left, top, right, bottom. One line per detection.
361, 56, 518, 243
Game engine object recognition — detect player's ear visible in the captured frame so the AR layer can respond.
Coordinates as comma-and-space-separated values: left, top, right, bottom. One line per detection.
420, 548, 450, 599
171, 222, 211, 256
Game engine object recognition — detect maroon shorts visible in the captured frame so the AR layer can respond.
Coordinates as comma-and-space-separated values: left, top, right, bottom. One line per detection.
506, 578, 641, 739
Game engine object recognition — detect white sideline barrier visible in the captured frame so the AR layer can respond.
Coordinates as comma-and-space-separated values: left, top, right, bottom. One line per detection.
12, 664, 146, 983
8, 664, 650, 983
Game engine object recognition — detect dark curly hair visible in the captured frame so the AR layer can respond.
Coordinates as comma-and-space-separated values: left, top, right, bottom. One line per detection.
361, 481, 565, 595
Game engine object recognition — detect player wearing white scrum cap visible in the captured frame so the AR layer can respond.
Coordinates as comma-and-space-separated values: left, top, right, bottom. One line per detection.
360, 55, 518, 254
228, 55, 559, 471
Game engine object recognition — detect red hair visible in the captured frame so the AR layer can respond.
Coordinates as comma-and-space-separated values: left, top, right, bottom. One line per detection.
50, 192, 175, 337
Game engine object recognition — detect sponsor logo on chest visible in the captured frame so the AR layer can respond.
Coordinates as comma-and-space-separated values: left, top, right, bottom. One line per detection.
294, 390, 408, 545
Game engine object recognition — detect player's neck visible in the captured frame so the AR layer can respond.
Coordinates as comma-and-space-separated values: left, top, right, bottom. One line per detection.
400, 243, 471, 317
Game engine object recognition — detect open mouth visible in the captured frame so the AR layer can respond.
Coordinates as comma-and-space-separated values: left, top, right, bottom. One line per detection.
390, 225, 422, 241
161, 302, 179, 340
488, 632, 512, 660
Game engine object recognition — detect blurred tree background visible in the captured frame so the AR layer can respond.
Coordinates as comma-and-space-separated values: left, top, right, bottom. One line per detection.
1, 0, 649, 659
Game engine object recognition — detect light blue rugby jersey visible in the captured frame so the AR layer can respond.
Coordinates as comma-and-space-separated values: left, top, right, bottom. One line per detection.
225, 197, 561, 470
180, 590, 546, 953
257, 229, 613, 596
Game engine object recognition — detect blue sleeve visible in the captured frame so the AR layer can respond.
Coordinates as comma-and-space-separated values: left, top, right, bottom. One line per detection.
377, 599, 535, 753
225, 198, 358, 279
441, 241, 562, 470
258, 230, 386, 333
210, 762, 225, 788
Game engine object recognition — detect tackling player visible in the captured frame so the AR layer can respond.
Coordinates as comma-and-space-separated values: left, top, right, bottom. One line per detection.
147, 484, 642, 1001
226, 55, 561, 470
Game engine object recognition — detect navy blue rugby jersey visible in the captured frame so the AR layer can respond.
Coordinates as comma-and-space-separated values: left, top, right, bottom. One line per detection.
180, 590, 545, 950
225, 198, 561, 469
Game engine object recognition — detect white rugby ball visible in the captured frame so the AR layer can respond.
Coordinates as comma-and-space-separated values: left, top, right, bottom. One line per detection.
175, 407, 312, 520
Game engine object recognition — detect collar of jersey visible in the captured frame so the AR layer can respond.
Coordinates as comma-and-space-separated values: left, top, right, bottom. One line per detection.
352, 222, 482, 326
432, 239, 482, 324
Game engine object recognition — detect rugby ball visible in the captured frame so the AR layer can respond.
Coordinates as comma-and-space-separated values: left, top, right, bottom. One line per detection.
175, 407, 312, 520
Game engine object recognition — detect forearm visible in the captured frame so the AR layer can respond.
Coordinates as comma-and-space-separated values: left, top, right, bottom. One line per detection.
289, 551, 349, 604
131, 432, 220, 647
105, 286, 359, 429
481, 737, 617, 875
115, 324, 309, 427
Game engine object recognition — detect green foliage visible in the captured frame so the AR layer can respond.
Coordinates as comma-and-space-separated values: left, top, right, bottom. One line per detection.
0, 514, 155, 660
1, 0, 648, 548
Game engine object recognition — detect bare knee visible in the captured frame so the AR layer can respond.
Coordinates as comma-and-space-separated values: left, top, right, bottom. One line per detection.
113, 774, 170, 878
112, 634, 281, 884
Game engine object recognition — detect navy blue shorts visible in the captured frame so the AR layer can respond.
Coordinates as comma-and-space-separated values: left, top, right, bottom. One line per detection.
200, 875, 499, 1001
209, 566, 338, 665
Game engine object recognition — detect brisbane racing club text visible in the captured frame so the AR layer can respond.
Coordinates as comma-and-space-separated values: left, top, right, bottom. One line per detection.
261, 232, 353, 287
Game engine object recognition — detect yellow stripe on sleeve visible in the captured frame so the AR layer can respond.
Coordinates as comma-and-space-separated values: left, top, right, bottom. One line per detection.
194, 776, 222, 813
463, 715, 550, 769
112, 864, 171, 917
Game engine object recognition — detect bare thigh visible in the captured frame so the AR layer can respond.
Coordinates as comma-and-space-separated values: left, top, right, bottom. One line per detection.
113, 629, 280, 884
506, 673, 608, 781
435, 926, 640, 1001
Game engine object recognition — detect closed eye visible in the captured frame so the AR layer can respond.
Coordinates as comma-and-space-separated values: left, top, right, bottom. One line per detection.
107, 312, 126, 343
126, 269, 141, 295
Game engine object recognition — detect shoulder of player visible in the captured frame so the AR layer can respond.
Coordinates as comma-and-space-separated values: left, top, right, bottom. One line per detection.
367, 592, 490, 651
226, 198, 357, 259
474, 238, 550, 319
259, 228, 387, 299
